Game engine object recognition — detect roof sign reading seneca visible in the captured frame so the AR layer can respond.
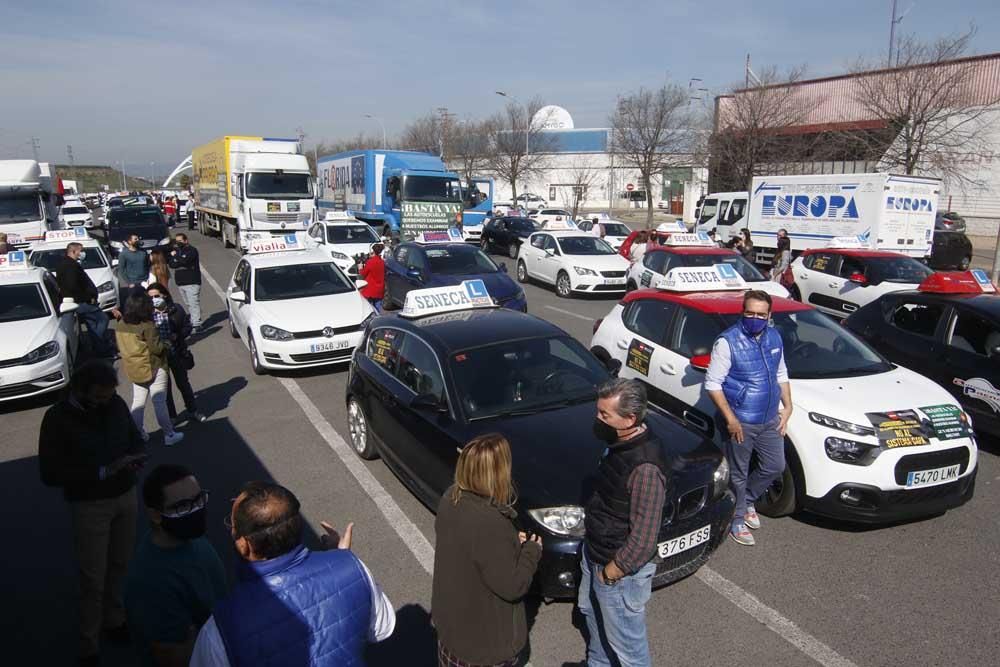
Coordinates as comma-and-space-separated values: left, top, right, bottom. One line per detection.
401, 279, 495, 318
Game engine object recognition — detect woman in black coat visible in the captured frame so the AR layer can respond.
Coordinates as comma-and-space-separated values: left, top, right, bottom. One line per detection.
146, 282, 207, 423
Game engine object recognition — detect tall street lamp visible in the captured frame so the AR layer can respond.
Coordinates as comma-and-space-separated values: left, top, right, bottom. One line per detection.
365, 114, 387, 149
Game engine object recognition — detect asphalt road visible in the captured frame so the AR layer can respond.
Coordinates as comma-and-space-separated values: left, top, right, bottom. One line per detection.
2, 225, 998, 666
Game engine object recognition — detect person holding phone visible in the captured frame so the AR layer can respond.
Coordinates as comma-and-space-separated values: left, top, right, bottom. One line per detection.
39, 360, 149, 667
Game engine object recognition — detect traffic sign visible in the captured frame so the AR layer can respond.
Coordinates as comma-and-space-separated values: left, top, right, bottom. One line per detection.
626, 183, 635, 192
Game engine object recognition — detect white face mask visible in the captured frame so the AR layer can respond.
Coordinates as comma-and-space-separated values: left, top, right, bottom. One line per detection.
152, 296, 166, 308
77, 251, 87, 262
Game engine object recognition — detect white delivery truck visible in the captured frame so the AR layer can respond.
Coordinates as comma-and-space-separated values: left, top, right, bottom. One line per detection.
697, 173, 940, 262
192, 136, 314, 251
0, 160, 63, 248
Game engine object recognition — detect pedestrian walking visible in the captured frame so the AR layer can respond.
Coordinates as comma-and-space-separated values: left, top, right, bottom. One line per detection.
770, 233, 792, 283
432, 434, 541, 667
578, 378, 668, 667
163, 197, 177, 227
629, 230, 649, 264
168, 233, 202, 331
146, 248, 171, 288
190, 482, 395, 666
117, 233, 150, 306
56, 242, 118, 357
705, 289, 792, 546
115, 291, 184, 446
39, 360, 148, 667
736, 228, 755, 262
184, 195, 196, 230
124, 464, 226, 667
147, 282, 207, 423
359, 243, 386, 312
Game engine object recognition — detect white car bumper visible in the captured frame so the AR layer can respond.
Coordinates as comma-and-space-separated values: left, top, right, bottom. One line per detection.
572, 274, 628, 294
257, 330, 366, 369
0, 355, 70, 402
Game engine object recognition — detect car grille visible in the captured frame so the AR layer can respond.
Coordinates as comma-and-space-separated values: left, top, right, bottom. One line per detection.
593, 284, 625, 291
883, 479, 967, 505
292, 324, 363, 339
600, 270, 626, 278
0, 357, 26, 369
289, 348, 355, 363
661, 486, 709, 526
256, 213, 307, 224
0, 374, 63, 399
893, 447, 970, 485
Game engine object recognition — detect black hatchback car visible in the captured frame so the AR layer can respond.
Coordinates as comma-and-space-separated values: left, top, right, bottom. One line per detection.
480, 216, 539, 259
345, 301, 734, 599
106, 206, 170, 257
844, 270, 1000, 439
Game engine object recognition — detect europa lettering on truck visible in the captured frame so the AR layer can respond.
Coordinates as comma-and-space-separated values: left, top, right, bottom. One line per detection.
760, 194, 859, 219
885, 196, 934, 212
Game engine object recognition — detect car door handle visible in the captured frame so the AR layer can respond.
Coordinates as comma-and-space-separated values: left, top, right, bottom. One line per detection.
828, 282, 840, 288
683, 410, 711, 435
659, 363, 677, 375
617, 339, 629, 350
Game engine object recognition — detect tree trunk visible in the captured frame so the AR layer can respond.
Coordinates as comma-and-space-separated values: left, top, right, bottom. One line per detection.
511, 180, 518, 205
643, 172, 654, 228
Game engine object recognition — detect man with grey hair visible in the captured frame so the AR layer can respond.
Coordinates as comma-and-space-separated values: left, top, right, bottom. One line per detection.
578, 378, 668, 667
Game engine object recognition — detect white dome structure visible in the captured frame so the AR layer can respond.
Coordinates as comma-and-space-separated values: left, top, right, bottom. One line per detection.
532, 105, 574, 130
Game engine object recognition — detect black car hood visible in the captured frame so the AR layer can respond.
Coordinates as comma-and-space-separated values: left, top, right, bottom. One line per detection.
108, 224, 167, 242
468, 403, 722, 510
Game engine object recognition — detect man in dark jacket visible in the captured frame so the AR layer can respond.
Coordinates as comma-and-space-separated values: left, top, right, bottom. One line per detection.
168, 233, 202, 331
579, 378, 668, 667
190, 482, 395, 666
56, 242, 116, 357
39, 361, 148, 667
117, 233, 149, 306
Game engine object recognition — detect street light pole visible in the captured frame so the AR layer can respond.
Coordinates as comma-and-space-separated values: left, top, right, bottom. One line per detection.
365, 114, 387, 149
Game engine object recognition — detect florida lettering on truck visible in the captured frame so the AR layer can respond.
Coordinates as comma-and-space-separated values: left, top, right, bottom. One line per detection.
345, 280, 734, 599
845, 270, 1000, 440
0, 251, 80, 401
516, 230, 630, 298
225, 233, 376, 375
590, 264, 978, 522
28, 229, 119, 311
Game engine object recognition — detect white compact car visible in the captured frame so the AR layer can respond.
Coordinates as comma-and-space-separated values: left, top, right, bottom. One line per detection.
29, 230, 119, 311
59, 201, 95, 229
576, 217, 631, 251
790, 244, 934, 319
516, 230, 630, 298
590, 265, 978, 524
530, 208, 575, 227
0, 254, 79, 401
306, 213, 381, 280
226, 235, 375, 374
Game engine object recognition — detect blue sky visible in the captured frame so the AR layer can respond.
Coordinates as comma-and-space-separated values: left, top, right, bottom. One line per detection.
1, 0, 998, 179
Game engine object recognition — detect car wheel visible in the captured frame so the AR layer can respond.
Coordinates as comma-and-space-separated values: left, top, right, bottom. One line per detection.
789, 285, 802, 302
347, 397, 379, 460
248, 333, 266, 376
958, 255, 971, 270
516, 260, 530, 283
481, 237, 492, 253
228, 307, 239, 338
756, 448, 802, 518
556, 271, 572, 298
626, 280, 637, 293
508, 241, 520, 259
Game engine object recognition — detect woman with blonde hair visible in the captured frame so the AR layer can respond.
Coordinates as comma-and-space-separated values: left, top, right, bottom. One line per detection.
432, 433, 541, 667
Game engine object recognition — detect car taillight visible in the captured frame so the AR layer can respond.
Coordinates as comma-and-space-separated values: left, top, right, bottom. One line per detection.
593, 317, 604, 334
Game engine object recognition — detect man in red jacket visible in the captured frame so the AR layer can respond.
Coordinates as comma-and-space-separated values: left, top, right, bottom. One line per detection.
359, 243, 385, 312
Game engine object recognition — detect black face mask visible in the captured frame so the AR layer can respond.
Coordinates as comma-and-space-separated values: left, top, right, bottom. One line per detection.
592, 418, 620, 445
160, 507, 207, 541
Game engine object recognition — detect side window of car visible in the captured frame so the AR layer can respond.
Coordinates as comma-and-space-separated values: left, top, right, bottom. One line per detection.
394, 247, 409, 265
366, 328, 404, 375
406, 248, 428, 271
232, 261, 248, 288
838, 257, 865, 279
395, 335, 446, 402
644, 251, 667, 274
949, 310, 1000, 359
890, 301, 944, 338
729, 199, 747, 222
543, 236, 558, 253
240, 266, 252, 298
622, 299, 677, 345
42, 274, 61, 310
808, 253, 837, 275
669, 307, 724, 358
531, 235, 545, 249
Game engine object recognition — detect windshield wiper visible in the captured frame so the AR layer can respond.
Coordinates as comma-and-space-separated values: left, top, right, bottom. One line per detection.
468, 394, 594, 421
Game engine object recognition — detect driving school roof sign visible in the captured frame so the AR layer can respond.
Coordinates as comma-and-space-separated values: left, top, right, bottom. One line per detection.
401, 279, 495, 318
415, 228, 464, 244
246, 234, 303, 254
657, 263, 747, 292
44, 228, 88, 243
664, 232, 714, 247
0, 251, 28, 271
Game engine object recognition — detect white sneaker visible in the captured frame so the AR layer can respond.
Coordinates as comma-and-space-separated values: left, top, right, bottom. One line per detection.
164, 431, 185, 447
745, 506, 761, 530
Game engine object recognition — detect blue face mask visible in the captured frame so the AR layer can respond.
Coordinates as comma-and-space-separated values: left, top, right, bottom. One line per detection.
741, 316, 769, 336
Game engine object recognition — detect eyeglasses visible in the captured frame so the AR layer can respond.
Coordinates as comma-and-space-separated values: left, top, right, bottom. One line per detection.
161, 489, 209, 518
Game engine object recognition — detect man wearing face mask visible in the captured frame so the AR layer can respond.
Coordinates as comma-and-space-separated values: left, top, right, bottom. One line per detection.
579, 378, 668, 667
39, 361, 148, 667
56, 242, 118, 358
124, 465, 226, 667
705, 290, 792, 546
118, 233, 150, 306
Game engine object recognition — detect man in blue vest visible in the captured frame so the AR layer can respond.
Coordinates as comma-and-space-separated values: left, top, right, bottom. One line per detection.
705, 290, 792, 546
189, 482, 395, 666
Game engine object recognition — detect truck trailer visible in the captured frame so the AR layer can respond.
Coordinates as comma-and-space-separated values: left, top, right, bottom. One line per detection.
697, 173, 941, 262
0, 160, 63, 248
191, 136, 314, 251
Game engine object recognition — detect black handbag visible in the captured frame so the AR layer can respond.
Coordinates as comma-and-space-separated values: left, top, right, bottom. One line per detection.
172, 346, 195, 371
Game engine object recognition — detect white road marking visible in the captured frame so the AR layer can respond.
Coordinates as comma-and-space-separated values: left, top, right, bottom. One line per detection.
544, 305, 593, 321
695, 567, 859, 667
200, 263, 435, 575
201, 257, 856, 667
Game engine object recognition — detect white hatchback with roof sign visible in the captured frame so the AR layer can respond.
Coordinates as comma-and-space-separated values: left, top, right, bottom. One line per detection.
516, 230, 630, 298
306, 212, 383, 280
226, 233, 375, 374
590, 264, 978, 523
29, 229, 119, 311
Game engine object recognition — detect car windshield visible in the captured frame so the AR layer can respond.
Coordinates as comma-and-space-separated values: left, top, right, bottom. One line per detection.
109, 208, 165, 228
718, 310, 891, 379
676, 253, 766, 281
62, 206, 89, 216
425, 245, 498, 275
450, 335, 609, 420
557, 236, 616, 255
108, 196, 153, 207
327, 225, 378, 244
254, 262, 355, 301
601, 223, 630, 237
245, 172, 312, 199
698, 199, 718, 224
0, 284, 50, 322
0, 195, 41, 224
32, 248, 107, 271
865, 257, 933, 284
508, 218, 538, 233
403, 176, 462, 203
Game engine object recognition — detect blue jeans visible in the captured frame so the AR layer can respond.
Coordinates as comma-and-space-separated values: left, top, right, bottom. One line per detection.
75, 303, 112, 356
578, 547, 656, 667
726, 416, 785, 526
367, 297, 383, 313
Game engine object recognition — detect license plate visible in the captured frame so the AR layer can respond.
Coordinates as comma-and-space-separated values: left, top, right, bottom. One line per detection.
604, 278, 626, 285
657, 524, 710, 559
905, 464, 960, 488
309, 340, 349, 353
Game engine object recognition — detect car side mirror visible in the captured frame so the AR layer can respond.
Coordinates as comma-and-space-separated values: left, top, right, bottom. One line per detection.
848, 272, 868, 286
406, 268, 423, 282
355, 279, 368, 290
544, 248, 554, 257
60, 298, 79, 315
411, 392, 448, 413
690, 353, 711, 371
499, 262, 508, 273
111, 258, 119, 267
230, 290, 247, 303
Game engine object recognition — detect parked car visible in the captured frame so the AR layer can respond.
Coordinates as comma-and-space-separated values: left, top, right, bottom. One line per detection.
935, 211, 967, 233
929, 230, 973, 270
480, 216, 539, 259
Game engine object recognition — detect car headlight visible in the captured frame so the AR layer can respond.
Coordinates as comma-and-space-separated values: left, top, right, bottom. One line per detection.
330, 250, 349, 260
360, 311, 376, 329
23, 341, 60, 364
97, 281, 114, 293
159, 237, 171, 246
513, 288, 525, 301
573, 266, 598, 276
260, 324, 294, 341
712, 457, 730, 498
809, 412, 876, 437
824, 437, 880, 465
528, 506, 585, 537
110, 240, 123, 248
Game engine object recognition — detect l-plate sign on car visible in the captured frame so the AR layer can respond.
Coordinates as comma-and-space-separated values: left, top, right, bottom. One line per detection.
415, 228, 464, 244
246, 233, 304, 254
401, 279, 495, 318
0, 251, 29, 270
44, 228, 88, 242
657, 263, 748, 291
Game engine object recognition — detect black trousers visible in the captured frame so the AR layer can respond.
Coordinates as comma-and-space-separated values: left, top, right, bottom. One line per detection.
166, 355, 197, 418
187, 211, 195, 230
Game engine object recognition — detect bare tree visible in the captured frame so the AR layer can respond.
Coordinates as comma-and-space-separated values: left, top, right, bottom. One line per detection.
400, 112, 444, 155
850, 29, 1000, 189
709, 66, 820, 193
449, 119, 492, 181
610, 84, 696, 227
483, 99, 556, 203
558, 155, 604, 219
